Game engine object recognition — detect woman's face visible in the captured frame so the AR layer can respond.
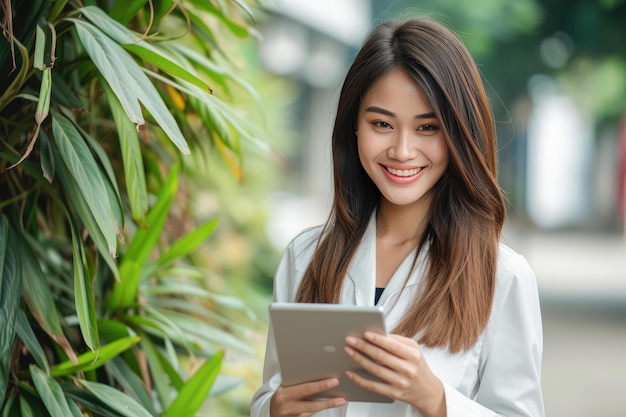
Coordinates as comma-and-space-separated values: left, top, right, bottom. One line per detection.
356, 68, 449, 210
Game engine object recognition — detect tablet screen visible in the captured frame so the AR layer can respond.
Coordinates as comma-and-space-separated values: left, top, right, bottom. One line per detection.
269, 302, 392, 403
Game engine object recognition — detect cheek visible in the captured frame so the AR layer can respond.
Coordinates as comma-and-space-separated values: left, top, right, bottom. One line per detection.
357, 135, 373, 159
431, 138, 449, 166
356, 137, 369, 168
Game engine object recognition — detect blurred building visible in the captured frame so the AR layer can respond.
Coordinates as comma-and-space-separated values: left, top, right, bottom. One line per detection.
258, 0, 372, 247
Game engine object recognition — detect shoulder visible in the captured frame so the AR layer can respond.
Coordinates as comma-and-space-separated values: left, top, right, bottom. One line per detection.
273, 225, 324, 302
496, 243, 534, 278
280, 225, 323, 270
493, 242, 540, 308
496, 242, 536, 281
282, 224, 324, 269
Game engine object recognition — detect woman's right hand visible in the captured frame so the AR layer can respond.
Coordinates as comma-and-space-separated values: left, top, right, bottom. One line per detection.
270, 378, 347, 417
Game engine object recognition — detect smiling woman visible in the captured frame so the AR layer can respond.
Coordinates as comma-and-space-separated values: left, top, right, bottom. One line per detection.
251, 16, 543, 417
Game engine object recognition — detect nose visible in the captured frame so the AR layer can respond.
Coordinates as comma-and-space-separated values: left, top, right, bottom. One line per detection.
388, 130, 417, 161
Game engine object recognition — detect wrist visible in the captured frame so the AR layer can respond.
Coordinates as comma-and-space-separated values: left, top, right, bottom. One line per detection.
415, 378, 446, 417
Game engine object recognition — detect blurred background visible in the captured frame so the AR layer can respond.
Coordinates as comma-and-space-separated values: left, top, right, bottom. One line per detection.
205, 0, 626, 415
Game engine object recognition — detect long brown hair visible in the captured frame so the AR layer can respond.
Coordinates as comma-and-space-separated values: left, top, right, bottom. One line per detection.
296, 17, 506, 353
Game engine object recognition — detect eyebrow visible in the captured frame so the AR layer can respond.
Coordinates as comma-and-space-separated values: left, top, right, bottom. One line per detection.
365, 106, 436, 119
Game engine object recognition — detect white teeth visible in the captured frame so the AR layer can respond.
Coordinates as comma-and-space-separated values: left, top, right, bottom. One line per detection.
386, 167, 422, 177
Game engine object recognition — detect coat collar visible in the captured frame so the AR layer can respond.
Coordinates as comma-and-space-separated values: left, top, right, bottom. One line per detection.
344, 212, 428, 306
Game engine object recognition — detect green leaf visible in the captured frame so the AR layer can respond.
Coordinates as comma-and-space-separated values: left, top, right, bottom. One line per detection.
158, 310, 252, 354
107, 0, 147, 25
69, 217, 99, 351
49, 336, 140, 377
70, 19, 142, 124
154, 345, 184, 390
18, 395, 36, 417
72, 113, 125, 228
55, 151, 119, 281
148, 284, 251, 329
162, 351, 224, 417
105, 357, 157, 414
34, 18, 56, 70
52, 112, 118, 256
6, 71, 52, 169
143, 307, 193, 353
67, 398, 84, 417
142, 281, 214, 298
103, 80, 148, 226
231, 0, 256, 24
108, 261, 141, 309
0, 217, 21, 401
0, 40, 29, 113
123, 43, 212, 94
17, 230, 64, 336
125, 310, 193, 357
79, 5, 143, 45
71, 18, 190, 154
35, 68, 51, 124
30, 365, 75, 417
158, 218, 219, 266
61, 382, 126, 416
16, 310, 49, 373
50, 68, 83, 109
147, 68, 268, 156
39, 129, 55, 182
48, 0, 69, 22
109, 165, 178, 308
186, 0, 249, 38
78, 379, 154, 417
139, 334, 172, 409
1, 391, 17, 417
96, 318, 130, 341
163, 43, 229, 92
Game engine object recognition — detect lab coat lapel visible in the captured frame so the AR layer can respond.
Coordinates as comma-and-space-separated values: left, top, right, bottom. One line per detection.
374, 238, 429, 308
344, 214, 377, 306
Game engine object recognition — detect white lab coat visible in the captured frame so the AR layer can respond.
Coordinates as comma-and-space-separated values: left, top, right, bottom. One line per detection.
250, 214, 544, 417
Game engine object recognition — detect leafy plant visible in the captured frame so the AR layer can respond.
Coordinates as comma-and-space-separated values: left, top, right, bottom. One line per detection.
0, 0, 263, 415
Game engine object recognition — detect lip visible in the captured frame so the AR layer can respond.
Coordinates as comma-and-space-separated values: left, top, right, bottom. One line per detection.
380, 164, 423, 184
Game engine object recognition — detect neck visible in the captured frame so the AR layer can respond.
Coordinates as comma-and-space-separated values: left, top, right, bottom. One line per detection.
376, 199, 429, 245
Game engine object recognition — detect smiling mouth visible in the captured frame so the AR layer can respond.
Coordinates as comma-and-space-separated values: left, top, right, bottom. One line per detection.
385, 166, 423, 177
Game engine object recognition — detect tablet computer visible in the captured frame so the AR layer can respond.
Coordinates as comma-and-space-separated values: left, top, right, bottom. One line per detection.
269, 302, 392, 403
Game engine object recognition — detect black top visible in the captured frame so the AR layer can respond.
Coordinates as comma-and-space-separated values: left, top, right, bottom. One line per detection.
375, 287, 385, 305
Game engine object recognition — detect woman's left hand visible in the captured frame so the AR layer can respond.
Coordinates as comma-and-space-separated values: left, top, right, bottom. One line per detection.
344, 332, 446, 417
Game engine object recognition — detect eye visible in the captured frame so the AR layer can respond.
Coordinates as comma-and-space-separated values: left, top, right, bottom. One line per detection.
417, 123, 439, 132
374, 121, 392, 129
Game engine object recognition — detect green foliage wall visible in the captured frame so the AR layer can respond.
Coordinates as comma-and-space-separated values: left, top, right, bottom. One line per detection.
0, 0, 267, 415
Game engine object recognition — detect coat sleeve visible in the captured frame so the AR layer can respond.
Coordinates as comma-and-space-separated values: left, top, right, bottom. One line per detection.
249, 322, 282, 417
249, 228, 320, 417
443, 250, 545, 417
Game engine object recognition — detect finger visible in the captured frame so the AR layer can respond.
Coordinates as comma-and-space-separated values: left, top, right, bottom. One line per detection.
344, 368, 396, 401
344, 343, 403, 385
272, 381, 346, 417
365, 332, 417, 350
387, 333, 419, 346
280, 378, 341, 402
346, 335, 405, 367
346, 336, 421, 379
364, 332, 423, 362
281, 396, 346, 416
